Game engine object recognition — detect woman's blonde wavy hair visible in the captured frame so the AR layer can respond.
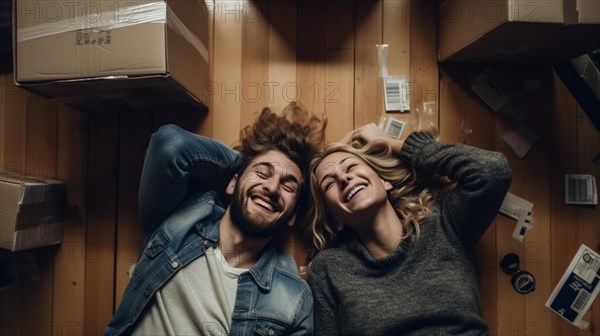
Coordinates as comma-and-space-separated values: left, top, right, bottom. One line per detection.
308, 132, 453, 252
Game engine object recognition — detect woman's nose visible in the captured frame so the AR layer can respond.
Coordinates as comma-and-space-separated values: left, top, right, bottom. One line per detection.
340, 173, 353, 188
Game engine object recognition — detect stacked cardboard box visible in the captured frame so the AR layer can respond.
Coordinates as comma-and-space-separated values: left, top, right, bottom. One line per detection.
0, 171, 65, 251
438, 0, 600, 64
13, 0, 209, 112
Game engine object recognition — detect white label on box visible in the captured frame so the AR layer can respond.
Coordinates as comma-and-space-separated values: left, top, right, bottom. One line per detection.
546, 244, 600, 329
565, 175, 598, 205
500, 192, 533, 220
499, 191, 535, 241
383, 76, 410, 112
384, 117, 406, 139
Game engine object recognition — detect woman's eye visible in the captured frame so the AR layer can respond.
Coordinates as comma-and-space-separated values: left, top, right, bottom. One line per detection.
323, 181, 334, 191
347, 163, 357, 172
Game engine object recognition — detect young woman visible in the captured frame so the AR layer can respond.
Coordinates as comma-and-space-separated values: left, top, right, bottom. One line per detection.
307, 123, 512, 335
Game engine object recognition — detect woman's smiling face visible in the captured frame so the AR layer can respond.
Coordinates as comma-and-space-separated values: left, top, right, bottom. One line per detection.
315, 151, 392, 228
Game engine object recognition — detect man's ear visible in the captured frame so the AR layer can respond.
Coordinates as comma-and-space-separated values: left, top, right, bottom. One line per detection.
335, 221, 344, 231
226, 174, 238, 196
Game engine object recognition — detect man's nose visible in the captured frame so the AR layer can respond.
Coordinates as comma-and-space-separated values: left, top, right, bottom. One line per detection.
264, 175, 281, 194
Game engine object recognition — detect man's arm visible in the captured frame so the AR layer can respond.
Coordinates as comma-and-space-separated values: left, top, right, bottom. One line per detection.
286, 289, 314, 336
138, 124, 240, 235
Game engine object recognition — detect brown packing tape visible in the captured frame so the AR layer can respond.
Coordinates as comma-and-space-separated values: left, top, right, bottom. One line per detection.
15, 201, 64, 230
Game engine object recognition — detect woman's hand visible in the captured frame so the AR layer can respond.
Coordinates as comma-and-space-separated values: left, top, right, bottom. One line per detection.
340, 123, 404, 154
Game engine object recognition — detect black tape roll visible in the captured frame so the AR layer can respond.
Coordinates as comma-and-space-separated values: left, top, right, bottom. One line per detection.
500, 253, 536, 294
511, 271, 536, 294
500, 253, 520, 275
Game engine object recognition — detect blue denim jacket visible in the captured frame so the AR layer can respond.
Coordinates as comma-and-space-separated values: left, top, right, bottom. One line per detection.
104, 125, 314, 336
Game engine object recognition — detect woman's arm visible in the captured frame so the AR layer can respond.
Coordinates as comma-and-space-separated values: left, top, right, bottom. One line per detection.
138, 124, 240, 235
400, 132, 512, 248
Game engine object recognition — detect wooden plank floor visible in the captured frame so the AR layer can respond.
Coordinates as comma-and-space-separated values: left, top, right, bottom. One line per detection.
0, 1, 598, 335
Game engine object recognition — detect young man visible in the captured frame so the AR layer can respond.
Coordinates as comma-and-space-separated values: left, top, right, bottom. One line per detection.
104, 105, 326, 336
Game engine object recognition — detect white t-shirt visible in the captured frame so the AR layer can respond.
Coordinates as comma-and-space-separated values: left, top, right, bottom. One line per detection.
133, 247, 247, 336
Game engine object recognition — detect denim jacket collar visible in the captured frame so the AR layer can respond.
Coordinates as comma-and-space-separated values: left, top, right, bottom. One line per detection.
195, 199, 222, 242
248, 243, 277, 291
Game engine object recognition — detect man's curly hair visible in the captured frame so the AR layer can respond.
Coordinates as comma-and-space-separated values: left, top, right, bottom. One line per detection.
233, 102, 327, 224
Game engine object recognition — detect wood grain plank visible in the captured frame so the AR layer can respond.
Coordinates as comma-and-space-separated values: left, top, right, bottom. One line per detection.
324, 0, 354, 143
409, 0, 439, 130
0, 74, 26, 336
114, 112, 150, 309
518, 67, 552, 336
297, 0, 327, 125
22, 92, 58, 336
550, 71, 584, 335
438, 66, 466, 144
354, 0, 383, 127
196, 0, 214, 138
84, 113, 119, 335
267, 0, 298, 113
212, 0, 243, 146
53, 104, 86, 335
240, 0, 270, 129
383, 0, 410, 77
464, 70, 500, 335
0, 74, 26, 173
577, 102, 600, 336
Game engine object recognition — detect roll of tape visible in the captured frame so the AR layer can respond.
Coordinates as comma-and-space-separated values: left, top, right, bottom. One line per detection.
500, 253, 536, 295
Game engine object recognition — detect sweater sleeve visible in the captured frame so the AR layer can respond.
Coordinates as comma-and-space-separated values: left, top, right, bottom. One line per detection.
307, 258, 340, 336
400, 132, 512, 248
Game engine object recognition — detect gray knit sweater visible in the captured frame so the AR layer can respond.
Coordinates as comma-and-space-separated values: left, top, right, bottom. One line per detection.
308, 132, 512, 336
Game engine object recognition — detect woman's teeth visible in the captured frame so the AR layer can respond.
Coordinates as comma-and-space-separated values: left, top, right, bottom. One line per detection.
346, 185, 366, 201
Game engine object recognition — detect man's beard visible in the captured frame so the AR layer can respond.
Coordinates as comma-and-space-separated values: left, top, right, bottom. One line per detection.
229, 183, 295, 239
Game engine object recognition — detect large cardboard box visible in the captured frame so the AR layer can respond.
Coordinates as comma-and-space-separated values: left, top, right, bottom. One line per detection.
438, 0, 600, 64
0, 171, 65, 251
13, 0, 209, 112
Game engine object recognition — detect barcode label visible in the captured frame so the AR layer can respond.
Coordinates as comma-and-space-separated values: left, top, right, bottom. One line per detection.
383, 117, 405, 139
383, 76, 409, 112
386, 82, 400, 103
565, 175, 598, 205
571, 289, 591, 312
546, 244, 600, 329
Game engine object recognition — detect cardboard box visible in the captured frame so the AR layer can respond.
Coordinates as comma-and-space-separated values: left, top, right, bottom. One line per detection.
0, 171, 65, 251
13, 0, 209, 112
438, 0, 600, 64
